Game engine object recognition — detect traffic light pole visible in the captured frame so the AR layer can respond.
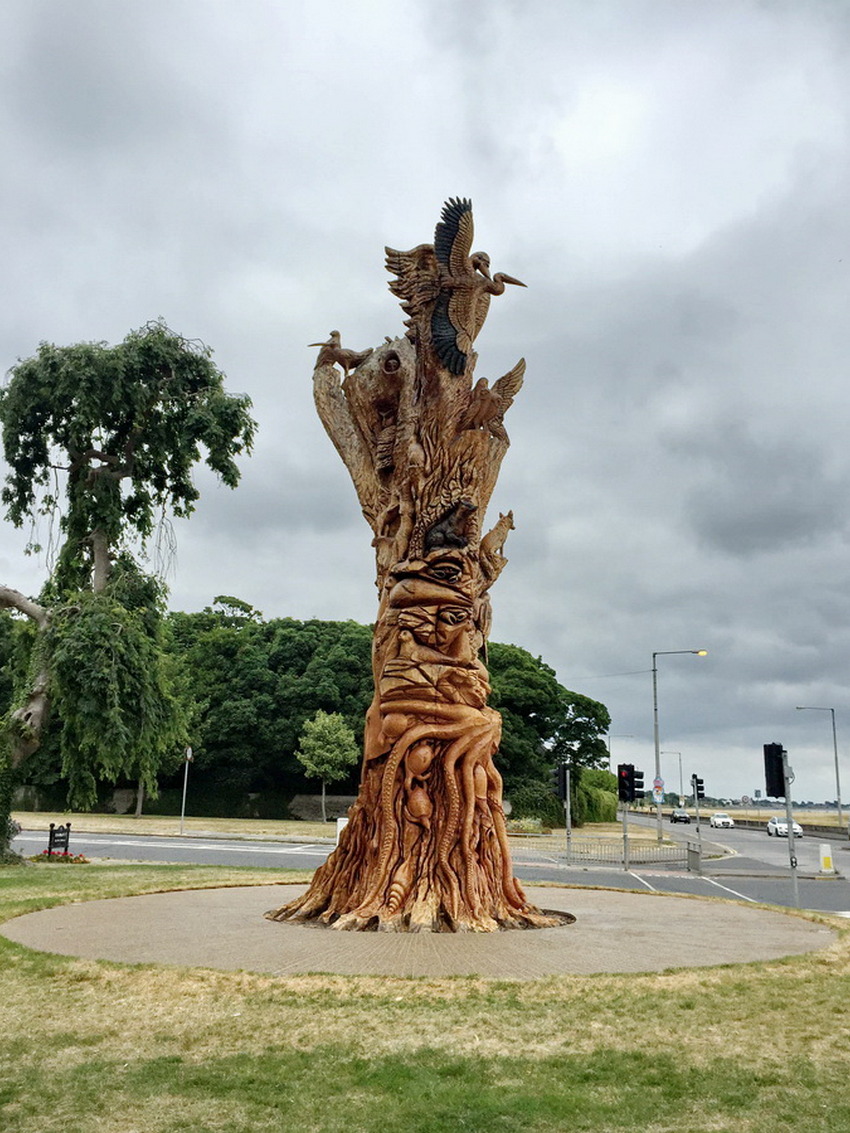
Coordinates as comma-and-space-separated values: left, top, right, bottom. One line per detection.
692, 775, 702, 856
564, 767, 572, 856
622, 797, 630, 871
782, 748, 800, 909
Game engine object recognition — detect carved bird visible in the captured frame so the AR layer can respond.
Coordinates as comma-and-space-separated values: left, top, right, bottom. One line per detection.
308, 330, 372, 377
385, 198, 525, 375
457, 358, 525, 443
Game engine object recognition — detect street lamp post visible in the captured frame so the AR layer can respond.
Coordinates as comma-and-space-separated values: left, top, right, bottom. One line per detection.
796, 706, 843, 830
652, 650, 707, 841
662, 751, 683, 801
179, 746, 193, 836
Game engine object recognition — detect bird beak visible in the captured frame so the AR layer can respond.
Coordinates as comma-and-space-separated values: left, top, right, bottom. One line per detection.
500, 274, 526, 288
307, 342, 326, 347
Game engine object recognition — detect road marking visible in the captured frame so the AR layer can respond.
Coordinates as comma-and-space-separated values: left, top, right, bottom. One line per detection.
699, 877, 758, 902
628, 871, 657, 891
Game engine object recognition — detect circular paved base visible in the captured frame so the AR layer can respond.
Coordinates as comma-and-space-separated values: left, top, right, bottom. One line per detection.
1, 884, 836, 980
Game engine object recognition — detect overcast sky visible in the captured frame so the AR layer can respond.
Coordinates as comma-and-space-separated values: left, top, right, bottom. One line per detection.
2, 0, 849, 803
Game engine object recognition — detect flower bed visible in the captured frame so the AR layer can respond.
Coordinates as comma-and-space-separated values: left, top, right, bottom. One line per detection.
29, 850, 90, 864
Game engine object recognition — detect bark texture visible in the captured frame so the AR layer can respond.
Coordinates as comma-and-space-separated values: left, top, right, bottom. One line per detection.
266, 200, 567, 932
0, 587, 51, 766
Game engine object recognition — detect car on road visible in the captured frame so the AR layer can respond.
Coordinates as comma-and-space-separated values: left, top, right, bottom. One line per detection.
670, 808, 691, 824
709, 812, 735, 829
766, 815, 803, 837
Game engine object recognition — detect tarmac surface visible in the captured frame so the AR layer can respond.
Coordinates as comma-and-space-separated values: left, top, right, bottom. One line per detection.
1, 883, 839, 979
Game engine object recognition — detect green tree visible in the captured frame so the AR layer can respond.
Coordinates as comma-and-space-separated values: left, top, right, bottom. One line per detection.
295, 710, 360, 822
488, 643, 568, 786
168, 608, 283, 801
549, 692, 611, 771
0, 322, 255, 853
487, 642, 611, 825
162, 613, 372, 812
272, 619, 373, 761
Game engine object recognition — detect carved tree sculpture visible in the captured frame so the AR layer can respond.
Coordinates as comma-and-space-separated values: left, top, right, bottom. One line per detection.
266, 199, 567, 932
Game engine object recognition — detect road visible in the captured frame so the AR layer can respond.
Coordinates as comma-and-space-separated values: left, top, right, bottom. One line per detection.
12, 822, 850, 916
12, 829, 331, 870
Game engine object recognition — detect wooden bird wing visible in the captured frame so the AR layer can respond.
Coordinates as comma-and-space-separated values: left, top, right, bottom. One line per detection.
491, 358, 526, 409
385, 243, 440, 316
433, 197, 474, 276
445, 289, 477, 361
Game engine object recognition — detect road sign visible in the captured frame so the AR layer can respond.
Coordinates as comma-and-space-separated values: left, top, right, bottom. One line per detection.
741, 795, 751, 804
653, 777, 664, 792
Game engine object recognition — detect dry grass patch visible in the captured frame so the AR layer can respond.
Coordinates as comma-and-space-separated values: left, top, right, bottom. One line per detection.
2, 863, 850, 1131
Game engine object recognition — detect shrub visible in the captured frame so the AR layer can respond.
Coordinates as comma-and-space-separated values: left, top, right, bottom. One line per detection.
508, 782, 564, 827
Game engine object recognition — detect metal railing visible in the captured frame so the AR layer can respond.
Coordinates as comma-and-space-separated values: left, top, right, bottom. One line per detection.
562, 838, 689, 867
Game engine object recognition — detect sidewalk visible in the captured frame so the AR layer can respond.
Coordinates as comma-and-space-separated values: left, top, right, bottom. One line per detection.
1, 883, 838, 980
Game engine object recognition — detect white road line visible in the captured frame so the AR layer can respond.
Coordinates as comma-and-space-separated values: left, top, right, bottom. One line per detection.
700, 877, 758, 902
628, 871, 657, 891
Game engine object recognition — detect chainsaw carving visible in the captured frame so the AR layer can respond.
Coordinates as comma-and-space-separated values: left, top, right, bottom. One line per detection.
267, 199, 566, 932
459, 360, 525, 443
385, 197, 526, 375
307, 330, 373, 377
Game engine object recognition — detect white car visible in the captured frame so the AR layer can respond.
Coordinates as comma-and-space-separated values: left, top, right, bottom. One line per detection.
766, 815, 803, 838
709, 812, 735, 829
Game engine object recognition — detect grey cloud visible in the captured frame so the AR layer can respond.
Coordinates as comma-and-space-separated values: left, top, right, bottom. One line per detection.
679, 423, 850, 555
3, 1, 850, 799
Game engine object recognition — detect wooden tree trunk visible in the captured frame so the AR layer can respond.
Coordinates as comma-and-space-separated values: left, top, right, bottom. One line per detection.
267, 200, 567, 932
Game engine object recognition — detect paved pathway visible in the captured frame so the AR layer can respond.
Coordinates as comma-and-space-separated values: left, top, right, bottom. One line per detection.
1, 884, 839, 980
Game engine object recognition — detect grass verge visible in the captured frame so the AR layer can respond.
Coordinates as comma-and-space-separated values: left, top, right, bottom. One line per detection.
1, 862, 849, 1132
12, 811, 336, 841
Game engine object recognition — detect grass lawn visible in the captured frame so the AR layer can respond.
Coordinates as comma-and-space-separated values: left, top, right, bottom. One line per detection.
1, 861, 849, 1132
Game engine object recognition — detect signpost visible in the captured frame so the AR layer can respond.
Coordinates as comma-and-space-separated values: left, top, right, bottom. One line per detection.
179, 746, 193, 836
47, 822, 71, 855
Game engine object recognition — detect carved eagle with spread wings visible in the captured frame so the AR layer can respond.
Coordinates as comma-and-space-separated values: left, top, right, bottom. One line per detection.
457, 358, 525, 443
385, 198, 525, 375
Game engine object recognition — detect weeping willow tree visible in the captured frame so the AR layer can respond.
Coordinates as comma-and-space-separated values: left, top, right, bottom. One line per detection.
267, 199, 571, 932
0, 321, 256, 854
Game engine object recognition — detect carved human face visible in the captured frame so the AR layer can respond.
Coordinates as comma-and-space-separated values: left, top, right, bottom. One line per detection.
434, 605, 473, 655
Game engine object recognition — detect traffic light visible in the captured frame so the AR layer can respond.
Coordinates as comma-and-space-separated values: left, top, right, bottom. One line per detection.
617, 763, 632, 802
550, 762, 567, 801
617, 764, 644, 802
692, 775, 705, 800
763, 742, 785, 798
632, 767, 645, 800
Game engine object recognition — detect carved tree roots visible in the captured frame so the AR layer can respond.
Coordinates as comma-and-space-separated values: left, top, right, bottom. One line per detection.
266, 199, 568, 932
269, 698, 564, 932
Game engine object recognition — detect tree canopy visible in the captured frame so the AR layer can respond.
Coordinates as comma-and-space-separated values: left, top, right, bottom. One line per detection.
295, 710, 360, 822
0, 324, 256, 853
0, 320, 255, 593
